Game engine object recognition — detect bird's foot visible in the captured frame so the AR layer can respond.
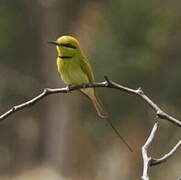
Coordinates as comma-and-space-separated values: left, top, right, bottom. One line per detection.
81, 83, 87, 89
66, 84, 72, 92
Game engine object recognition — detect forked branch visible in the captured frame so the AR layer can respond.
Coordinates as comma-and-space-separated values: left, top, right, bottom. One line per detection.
141, 123, 181, 180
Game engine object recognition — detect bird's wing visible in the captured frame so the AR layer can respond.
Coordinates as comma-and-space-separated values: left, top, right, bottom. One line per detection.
80, 57, 95, 82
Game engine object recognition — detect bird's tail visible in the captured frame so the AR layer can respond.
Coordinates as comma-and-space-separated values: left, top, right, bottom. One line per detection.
80, 88, 108, 118
92, 94, 108, 118
80, 88, 132, 151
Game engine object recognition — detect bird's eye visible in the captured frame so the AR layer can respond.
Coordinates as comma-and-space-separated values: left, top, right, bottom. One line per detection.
60, 43, 76, 49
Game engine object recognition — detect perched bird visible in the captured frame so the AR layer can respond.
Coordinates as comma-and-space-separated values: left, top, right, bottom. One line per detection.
48, 35, 108, 118
48, 35, 133, 152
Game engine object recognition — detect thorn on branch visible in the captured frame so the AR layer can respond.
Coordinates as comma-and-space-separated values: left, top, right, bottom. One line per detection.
66, 85, 72, 92
156, 111, 167, 119
43, 88, 49, 94
137, 87, 144, 95
104, 75, 110, 86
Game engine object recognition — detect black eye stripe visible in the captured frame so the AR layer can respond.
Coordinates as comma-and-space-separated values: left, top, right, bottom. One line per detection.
60, 43, 76, 49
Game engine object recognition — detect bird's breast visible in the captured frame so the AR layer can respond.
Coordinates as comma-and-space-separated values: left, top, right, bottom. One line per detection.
56, 58, 88, 85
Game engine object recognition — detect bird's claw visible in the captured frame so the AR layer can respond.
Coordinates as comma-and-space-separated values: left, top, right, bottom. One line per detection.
82, 83, 87, 89
66, 84, 72, 92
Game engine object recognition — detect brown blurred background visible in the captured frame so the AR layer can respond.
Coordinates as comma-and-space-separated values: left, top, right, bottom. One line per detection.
0, 0, 180, 179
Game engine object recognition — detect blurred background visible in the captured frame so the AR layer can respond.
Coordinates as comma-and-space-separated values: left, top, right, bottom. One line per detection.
0, 0, 180, 179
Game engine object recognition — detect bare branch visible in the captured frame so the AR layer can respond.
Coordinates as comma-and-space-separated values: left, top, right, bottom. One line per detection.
150, 140, 181, 166
141, 123, 181, 180
141, 123, 159, 180
0, 77, 181, 127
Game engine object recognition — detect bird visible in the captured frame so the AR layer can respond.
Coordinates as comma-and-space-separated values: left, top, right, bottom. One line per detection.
48, 35, 108, 118
48, 35, 133, 152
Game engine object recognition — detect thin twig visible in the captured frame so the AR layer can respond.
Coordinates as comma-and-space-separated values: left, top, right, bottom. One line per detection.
141, 123, 181, 180
150, 140, 181, 166
0, 76, 181, 127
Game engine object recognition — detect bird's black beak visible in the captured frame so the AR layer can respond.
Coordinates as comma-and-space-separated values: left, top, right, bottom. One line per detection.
48, 41, 60, 46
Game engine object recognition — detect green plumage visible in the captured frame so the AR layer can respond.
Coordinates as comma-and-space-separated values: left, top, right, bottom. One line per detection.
53, 35, 108, 118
